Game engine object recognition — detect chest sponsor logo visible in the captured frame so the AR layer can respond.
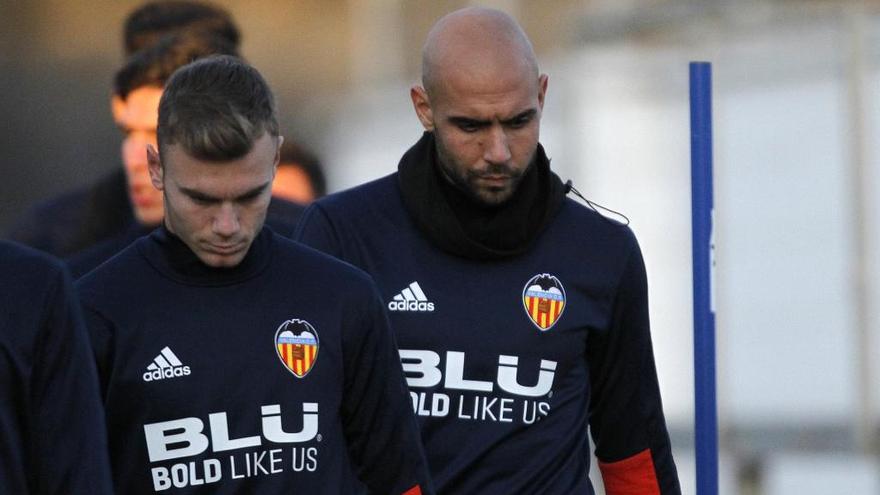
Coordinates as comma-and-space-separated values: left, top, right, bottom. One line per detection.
143, 403, 320, 491
274, 319, 319, 378
143, 346, 191, 382
522, 273, 566, 331
400, 350, 556, 425
388, 281, 435, 312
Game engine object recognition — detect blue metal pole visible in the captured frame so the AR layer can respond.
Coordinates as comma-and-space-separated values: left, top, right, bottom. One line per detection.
689, 61, 718, 495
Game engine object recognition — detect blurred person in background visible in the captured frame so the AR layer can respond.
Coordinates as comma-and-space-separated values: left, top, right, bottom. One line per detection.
0, 241, 113, 495
296, 7, 681, 494
5, 1, 242, 259
272, 139, 327, 205
123, 0, 240, 55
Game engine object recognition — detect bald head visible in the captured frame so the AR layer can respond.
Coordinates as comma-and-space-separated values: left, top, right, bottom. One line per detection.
410, 8, 548, 206
421, 7, 539, 98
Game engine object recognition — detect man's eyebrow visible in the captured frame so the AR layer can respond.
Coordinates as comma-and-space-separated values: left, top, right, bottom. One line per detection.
179, 181, 271, 202
447, 109, 537, 128
235, 182, 272, 201
116, 123, 157, 134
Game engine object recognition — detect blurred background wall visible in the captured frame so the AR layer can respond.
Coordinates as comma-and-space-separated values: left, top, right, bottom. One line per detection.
1, 0, 878, 492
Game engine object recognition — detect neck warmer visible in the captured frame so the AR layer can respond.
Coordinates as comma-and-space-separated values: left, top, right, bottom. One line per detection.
141, 225, 273, 287
398, 132, 566, 260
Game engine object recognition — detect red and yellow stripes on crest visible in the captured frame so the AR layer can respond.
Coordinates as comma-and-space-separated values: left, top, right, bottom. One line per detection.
523, 296, 565, 329
277, 343, 318, 376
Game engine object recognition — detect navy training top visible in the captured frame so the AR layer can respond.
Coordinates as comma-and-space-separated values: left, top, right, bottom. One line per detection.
295, 173, 681, 494
76, 226, 433, 495
0, 240, 113, 494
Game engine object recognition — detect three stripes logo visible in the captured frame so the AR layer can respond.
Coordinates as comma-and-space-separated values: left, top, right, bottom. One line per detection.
275, 319, 320, 378
387, 281, 435, 312
522, 274, 566, 331
142, 347, 191, 382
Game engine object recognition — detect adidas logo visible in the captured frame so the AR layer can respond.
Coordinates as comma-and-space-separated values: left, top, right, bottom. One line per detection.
388, 281, 435, 312
142, 346, 191, 382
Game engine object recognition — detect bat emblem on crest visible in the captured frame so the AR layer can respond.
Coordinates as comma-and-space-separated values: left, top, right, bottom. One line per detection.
274, 319, 320, 378
522, 274, 566, 331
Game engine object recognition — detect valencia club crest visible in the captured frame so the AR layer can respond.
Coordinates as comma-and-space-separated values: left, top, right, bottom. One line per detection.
274, 319, 320, 378
522, 274, 566, 331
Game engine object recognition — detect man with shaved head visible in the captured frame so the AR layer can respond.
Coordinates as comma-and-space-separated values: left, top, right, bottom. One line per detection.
297, 7, 681, 494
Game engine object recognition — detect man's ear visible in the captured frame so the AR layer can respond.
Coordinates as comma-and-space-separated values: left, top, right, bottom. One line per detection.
111, 94, 126, 124
147, 144, 164, 191
410, 85, 435, 131
537, 74, 549, 111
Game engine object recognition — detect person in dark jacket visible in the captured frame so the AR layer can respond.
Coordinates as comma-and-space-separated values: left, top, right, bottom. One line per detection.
295, 7, 681, 494
0, 241, 113, 494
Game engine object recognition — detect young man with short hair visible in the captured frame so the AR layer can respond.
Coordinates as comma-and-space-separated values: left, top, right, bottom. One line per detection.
65, 34, 302, 277
77, 56, 431, 495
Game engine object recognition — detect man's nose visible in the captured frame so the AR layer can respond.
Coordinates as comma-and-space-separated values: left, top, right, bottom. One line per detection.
483, 126, 512, 164
213, 203, 240, 237
122, 137, 148, 169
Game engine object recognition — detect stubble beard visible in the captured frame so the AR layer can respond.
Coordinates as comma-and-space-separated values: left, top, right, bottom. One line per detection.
435, 145, 530, 207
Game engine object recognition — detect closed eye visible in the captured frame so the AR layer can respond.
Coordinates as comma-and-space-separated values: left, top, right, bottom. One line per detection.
503, 110, 537, 129
186, 192, 218, 206
179, 183, 271, 206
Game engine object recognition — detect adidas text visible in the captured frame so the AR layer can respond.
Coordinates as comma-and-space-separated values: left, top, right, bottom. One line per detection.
388, 300, 435, 312
143, 346, 191, 382
144, 366, 191, 382
388, 281, 435, 312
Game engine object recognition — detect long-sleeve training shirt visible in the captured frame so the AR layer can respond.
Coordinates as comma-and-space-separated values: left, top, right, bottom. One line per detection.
296, 173, 681, 494
77, 226, 432, 495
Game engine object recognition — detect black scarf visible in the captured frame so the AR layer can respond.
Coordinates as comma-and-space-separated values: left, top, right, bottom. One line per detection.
398, 132, 566, 261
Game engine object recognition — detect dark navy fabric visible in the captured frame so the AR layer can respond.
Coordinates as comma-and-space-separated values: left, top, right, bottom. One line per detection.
76, 227, 433, 494
0, 241, 113, 495
67, 222, 154, 279
7, 168, 304, 270
264, 194, 307, 238
295, 173, 680, 494
7, 169, 132, 258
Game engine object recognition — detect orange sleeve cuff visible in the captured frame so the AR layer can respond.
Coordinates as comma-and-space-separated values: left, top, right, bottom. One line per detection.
598, 448, 661, 495
402, 485, 423, 495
